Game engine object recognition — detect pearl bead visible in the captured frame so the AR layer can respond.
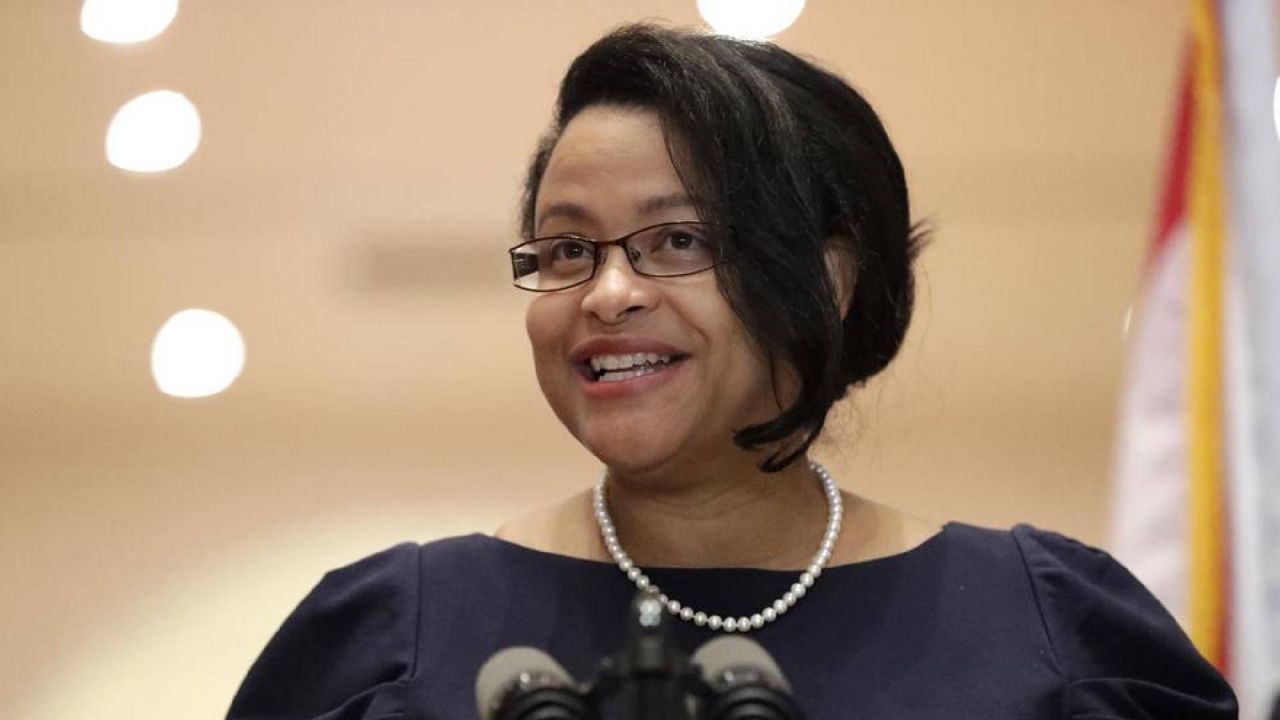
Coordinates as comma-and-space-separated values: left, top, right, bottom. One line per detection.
708, 615, 723, 630
762, 607, 777, 622
750, 614, 764, 628
783, 590, 797, 605
799, 572, 814, 587
694, 612, 708, 626
680, 607, 694, 620
723, 617, 738, 632
621, 559, 634, 573
773, 599, 788, 614
627, 567, 640, 581
791, 583, 806, 598
636, 576, 650, 590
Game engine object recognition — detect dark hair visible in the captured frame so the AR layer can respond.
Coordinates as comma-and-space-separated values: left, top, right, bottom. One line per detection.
520, 23, 927, 472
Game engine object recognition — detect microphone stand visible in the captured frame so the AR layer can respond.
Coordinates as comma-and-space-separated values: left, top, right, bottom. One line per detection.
594, 591, 699, 720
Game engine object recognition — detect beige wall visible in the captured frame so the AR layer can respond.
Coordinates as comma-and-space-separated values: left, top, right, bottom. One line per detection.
0, 2, 1185, 718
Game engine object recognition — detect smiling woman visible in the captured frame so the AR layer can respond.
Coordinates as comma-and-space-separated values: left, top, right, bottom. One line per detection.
523, 106, 797, 484
224, 23, 1236, 720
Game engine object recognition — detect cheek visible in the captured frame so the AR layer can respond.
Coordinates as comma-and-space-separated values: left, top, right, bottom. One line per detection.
524, 300, 544, 350
525, 301, 553, 367
678, 292, 769, 401
525, 296, 571, 388
718, 310, 782, 409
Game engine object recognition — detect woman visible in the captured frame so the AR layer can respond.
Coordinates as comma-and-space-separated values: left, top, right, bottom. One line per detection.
226, 24, 1236, 720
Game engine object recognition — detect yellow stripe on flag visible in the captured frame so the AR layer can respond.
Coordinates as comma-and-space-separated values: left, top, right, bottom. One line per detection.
1187, 0, 1227, 668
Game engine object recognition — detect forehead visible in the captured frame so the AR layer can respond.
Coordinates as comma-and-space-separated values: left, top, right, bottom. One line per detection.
536, 106, 692, 231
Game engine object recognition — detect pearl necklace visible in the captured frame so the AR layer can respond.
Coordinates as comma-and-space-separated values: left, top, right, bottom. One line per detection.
592, 460, 843, 633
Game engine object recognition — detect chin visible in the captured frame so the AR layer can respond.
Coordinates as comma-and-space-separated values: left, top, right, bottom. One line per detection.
576, 423, 688, 476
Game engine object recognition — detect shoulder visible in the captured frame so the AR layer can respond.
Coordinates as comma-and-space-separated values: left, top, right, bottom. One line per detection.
226, 541, 428, 720
313, 536, 509, 599
318, 540, 421, 587
998, 524, 1176, 643
1002, 523, 1171, 645
938, 522, 1188, 645
229, 534, 527, 720
924, 521, 1124, 579
991, 524, 1237, 718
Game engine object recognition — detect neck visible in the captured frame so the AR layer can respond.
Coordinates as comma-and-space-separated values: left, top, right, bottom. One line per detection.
599, 452, 829, 570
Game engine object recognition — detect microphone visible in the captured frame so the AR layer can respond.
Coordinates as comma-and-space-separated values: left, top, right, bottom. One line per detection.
691, 636, 806, 720
473, 593, 804, 720
475, 646, 597, 720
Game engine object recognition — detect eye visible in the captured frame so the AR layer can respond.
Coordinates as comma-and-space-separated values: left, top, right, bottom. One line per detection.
548, 237, 593, 262
668, 232, 697, 250
660, 227, 707, 252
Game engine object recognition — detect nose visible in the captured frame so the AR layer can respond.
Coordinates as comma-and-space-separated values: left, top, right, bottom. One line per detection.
579, 246, 657, 324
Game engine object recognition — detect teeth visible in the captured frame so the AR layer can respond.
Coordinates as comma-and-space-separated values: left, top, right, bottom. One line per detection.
586, 351, 680, 376
587, 353, 679, 377
598, 365, 663, 383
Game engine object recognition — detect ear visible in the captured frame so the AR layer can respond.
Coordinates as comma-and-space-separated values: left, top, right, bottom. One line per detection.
823, 240, 857, 321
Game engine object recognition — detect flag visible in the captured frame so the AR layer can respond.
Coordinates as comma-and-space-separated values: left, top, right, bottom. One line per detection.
1110, 1, 1280, 718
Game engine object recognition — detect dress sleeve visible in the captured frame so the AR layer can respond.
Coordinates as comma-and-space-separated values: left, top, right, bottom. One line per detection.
1012, 525, 1237, 720
225, 543, 421, 720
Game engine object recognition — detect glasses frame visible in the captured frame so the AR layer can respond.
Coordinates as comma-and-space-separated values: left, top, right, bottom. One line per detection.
507, 220, 731, 293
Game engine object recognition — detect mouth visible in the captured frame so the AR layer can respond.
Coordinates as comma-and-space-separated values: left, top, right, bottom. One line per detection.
578, 352, 689, 383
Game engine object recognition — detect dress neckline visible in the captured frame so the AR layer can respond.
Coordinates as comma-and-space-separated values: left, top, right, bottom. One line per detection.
473, 521, 955, 576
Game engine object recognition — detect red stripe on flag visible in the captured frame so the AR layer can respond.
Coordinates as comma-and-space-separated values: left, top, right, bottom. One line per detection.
1151, 46, 1194, 267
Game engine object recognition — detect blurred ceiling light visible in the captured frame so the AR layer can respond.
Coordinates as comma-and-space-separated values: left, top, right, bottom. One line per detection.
80, 0, 179, 44
1274, 75, 1279, 141
151, 309, 245, 398
697, 0, 805, 40
106, 90, 201, 172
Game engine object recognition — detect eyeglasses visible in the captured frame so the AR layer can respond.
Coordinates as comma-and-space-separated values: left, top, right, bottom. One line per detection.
508, 221, 729, 292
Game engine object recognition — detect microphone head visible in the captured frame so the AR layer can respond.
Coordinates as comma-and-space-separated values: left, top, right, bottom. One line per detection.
475, 646, 574, 720
691, 635, 792, 693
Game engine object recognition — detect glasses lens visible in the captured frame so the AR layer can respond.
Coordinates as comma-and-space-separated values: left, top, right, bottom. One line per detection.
630, 223, 720, 276
511, 237, 597, 291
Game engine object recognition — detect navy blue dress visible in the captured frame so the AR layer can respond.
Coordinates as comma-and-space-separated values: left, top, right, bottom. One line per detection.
225, 523, 1236, 719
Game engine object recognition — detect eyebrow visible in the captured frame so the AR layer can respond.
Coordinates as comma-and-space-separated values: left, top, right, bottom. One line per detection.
637, 192, 696, 216
536, 192, 697, 233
